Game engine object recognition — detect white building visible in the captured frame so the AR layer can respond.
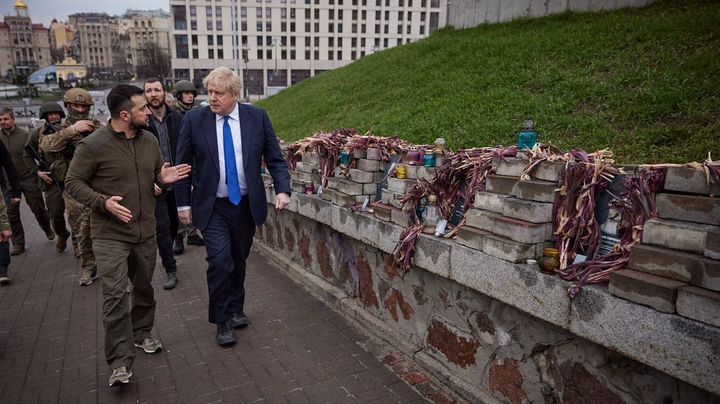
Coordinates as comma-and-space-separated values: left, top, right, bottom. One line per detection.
169, 0, 447, 100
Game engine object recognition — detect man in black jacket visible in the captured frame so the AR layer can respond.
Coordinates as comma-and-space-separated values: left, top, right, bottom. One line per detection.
143, 78, 185, 290
0, 139, 21, 284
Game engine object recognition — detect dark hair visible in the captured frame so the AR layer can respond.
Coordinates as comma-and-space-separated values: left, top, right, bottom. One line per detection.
107, 84, 144, 119
0, 107, 14, 118
143, 77, 164, 90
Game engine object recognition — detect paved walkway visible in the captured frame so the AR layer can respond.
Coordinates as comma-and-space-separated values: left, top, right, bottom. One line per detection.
0, 206, 429, 403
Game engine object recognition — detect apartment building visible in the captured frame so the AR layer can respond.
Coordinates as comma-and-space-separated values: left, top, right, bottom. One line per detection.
118, 9, 172, 78
169, 0, 447, 99
0, 0, 51, 79
68, 12, 125, 77
49, 20, 76, 62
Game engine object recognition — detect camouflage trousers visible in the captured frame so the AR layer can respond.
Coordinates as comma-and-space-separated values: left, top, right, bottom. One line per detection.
63, 192, 95, 271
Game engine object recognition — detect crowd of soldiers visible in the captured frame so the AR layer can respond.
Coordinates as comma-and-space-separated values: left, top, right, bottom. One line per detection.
0, 79, 203, 288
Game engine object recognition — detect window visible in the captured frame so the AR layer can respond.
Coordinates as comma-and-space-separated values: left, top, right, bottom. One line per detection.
281, 8, 286, 18
329, 9, 334, 19
329, 23, 334, 33
305, 50, 310, 59
338, 23, 343, 33
217, 35, 223, 45
314, 50, 319, 59
192, 35, 198, 45
216, 7, 222, 16
207, 20, 213, 30
429, 12, 439, 33
337, 51, 342, 59
266, 8, 272, 17
291, 37, 296, 46
241, 7, 247, 16
256, 8, 262, 17
241, 21, 247, 30
314, 37, 319, 46
375, 24, 380, 34
267, 36, 273, 45
191, 20, 198, 30
397, 25, 402, 34
242, 35, 248, 45
174, 34, 189, 58
218, 49, 224, 58
351, 50, 356, 59
190, 6, 197, 16
291, 50, 296, 58
193, 48, 199, 58
329, 37, 334, 47
266, 49, 271, 58
257, 22, 263, 31
208, 35, 214, 45
420, 25, 425, 34
305, 9, 310, 19
281, 22, 287, 31
206, 7, 213, 17
351, 37, 357, 47
399, 11, 404, 20
328, 50, 333, 60
361, 24, 366, 33
406, 25, 411, 34
430, 0, 439, 7
384, 25, 388, 34
290, 22, 295, 32
257, 36, 263, 45
290, 8, 296, 18
257, 49, 263, 59
314, 9, 319, 19
172, 6, 187, 30
352, 10, 358, 20
266, 22, 271, 30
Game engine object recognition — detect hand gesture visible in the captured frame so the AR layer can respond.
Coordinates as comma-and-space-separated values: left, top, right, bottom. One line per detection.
105, 196, 133, 223
72, 120, 95, 133
160, 163, 191, 185
275, 192, 290, 210
178, 209, 192, 225
37, 171, 54, 185
0, 229, 11, 242
154, 183, 162, 196
10, 198, 21, 204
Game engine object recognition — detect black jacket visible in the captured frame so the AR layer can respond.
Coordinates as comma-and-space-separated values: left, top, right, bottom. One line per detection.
0, 139, 21, 198
145, 107, 184, 163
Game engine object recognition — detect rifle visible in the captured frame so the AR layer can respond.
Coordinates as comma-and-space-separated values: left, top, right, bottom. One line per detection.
25, 143, 64, 192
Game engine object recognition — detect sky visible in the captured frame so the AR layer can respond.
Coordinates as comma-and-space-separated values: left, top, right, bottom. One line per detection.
0, 0, 168, 27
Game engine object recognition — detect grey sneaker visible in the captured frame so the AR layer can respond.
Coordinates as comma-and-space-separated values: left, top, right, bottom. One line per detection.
162, 272, 177, 290
135, 337, 163, 354
108, 366, 132, 387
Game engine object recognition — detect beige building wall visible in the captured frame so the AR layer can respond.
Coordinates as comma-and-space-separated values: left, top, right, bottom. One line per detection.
169, 0, 448, 100
69, 13, 119, 73
0, 0, 51, 78
50, 21, 75, 48
118, 11, 172, 74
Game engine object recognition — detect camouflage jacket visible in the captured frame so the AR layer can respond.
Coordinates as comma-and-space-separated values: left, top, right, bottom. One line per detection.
0, 196, 9, 231
38, 115, 103, 182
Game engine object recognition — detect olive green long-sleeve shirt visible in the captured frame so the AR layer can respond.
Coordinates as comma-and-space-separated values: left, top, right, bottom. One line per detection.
0, 126, 33, 180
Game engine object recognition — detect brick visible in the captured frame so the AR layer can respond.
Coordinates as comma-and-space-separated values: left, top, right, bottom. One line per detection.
296, 194, 316, 220
482, 234, 546, 263
387, 178, 414, 195
501, 197, 553, 224
464, 208, 500, 230
609, 270, 686, 313
629, 244, 720, 292
642, 218, 717, 255
414, 234, 452, 278
320, 187, 334, 201
327, 177, 363, 195
355, 195, 371, 204
405, 164, 420, 179
352, 149, 367, 159
415, 166, 438, 181
293, 171, 321, 185
391, 208, 411, 227
455, 226, 489, 251
295, 161, 319, 174
656, 193, 720, 226
363, 183, 378, 195
291, 180, 305, 194
491, 215, 552, 244
312, 197, 333, 226
493, 157, 525, 177
531, 161, 565, 182
676, 286, 720, 327
473, 191, 509, 213
512, 179, 558, 203
372, 203, 392, 221
332, 190, 357, 207
664, 166, 720, 196
382, 190, 404, 209
348, 168, 375, 184
706, 229, 720, 260
366, 147, 383, 160
302, 151, 320, 165
357, 159, 383, 172
485, 175, 518, 195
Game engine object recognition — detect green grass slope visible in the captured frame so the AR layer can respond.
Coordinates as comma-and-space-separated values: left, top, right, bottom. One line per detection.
257, 0, 720, 164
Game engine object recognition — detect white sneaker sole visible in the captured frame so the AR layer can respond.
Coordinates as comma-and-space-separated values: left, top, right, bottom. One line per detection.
109, 370, 133, 387
134, 343, 163, 354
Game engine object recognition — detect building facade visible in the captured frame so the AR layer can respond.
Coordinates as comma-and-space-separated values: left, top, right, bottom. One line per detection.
169, 0, 447, 99
0, 0, 51, 80
49, 20, 76, 62
68, 12, 127, 78
118, 9, 172, 79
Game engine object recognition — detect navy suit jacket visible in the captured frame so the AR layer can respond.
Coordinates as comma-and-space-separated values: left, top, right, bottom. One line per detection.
175, 103, 291, 231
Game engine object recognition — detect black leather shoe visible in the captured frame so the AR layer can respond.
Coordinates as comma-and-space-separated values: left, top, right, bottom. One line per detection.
230, 313, 249, 329
187, 234, 205, 246
216, 320, 236, 346
173, 236, 184, 255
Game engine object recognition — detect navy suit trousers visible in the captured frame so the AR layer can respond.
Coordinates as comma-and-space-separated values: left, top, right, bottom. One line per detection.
203, 197, 256, 324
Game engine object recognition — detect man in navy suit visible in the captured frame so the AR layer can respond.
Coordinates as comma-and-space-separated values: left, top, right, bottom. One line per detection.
175, 67, 291, 346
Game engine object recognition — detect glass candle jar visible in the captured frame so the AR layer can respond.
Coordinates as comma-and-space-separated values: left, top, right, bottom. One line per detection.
537, 247, 561, 273
395, 164, 407, 179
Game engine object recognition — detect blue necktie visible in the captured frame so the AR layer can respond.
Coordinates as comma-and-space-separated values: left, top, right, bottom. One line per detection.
223, 116, 241, 205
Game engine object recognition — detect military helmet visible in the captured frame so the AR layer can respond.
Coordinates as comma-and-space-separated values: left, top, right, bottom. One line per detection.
63, 87, 94, 106
174, 80, 197, 97
39, 101, 66, 120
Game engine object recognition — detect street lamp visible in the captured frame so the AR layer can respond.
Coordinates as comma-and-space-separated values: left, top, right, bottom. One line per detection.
242, 47, 249, 102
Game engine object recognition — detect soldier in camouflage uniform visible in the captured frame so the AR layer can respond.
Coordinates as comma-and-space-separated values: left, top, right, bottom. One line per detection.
39, 88, 102, 286
23, 102, 72, 253
0, 195, 13, 285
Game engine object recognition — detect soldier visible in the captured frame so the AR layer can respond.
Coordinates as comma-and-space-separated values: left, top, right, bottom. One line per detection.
171, 80, 204, 253
0, 108, 55, 255
39, 88, 102, 286
0, 192, 14, 285
23, 102, 72, 253
0, 139, 20, 285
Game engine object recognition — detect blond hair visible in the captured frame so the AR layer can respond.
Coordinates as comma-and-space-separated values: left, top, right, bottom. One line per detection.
203, 67, 242, 97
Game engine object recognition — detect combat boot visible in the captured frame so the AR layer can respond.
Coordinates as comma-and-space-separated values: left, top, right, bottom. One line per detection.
72, 242, 80, 258
0, 266, 10, 285
10, 245, 24, 256
56, 236, 68, 253
79, 268, 98, 286
44, 227, 55, 240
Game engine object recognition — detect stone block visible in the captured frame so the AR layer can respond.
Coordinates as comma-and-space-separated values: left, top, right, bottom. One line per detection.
352, 149, 367, 159
366, 147, 382, 160
320, 187, 334, 201
493, 157, 525, 177
286, 194, 299, 212
382, 190, 404, 209
348, 168, 375, 184
464, 208, 500, 230
363, 183, 378, 195
356, 213, 380, 248
608, 270, 686, 313
485, 175, 518, 195
372, 171, 386, 183
377, 219, 404, 254
302, 151, 320, 165
642, 218, 717, 255
491, 216, 553, 244
265, 187, 275, 204
355, 195, 371, 204
296, 194, 316, 220
629, 244, 720, 292
455, 226, 489, 251
372, 203, 392, 221
414, 234, 452, 278
357, 159, 383, 172
512, 179, 559, 203
311, 197, 333, 226
656, 193, 720, 225
295, 171, 321, 185
502, 197, 553, 224
483, 234, 546, 263
532, 161, 565, 183
327, 177, 363, 195
387, 178, 414, 195
473, 191, 509, 213
295, 161, 319, 174
415, 166, 438, 181
405, 164, 420, 179
332, 190, 357, 207
664, 166, 720, 196
391, 208, 412, 227
291, 180, 305, 194
331, 205, 357, 236
706, 229, 720, 260
676, 286, 720, 328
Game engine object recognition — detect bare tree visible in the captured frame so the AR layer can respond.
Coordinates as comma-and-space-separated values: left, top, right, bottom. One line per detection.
135, 42, 171, 80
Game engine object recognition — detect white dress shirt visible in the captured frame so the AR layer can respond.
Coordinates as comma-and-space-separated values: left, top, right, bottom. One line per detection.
215, 103, 247, 198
